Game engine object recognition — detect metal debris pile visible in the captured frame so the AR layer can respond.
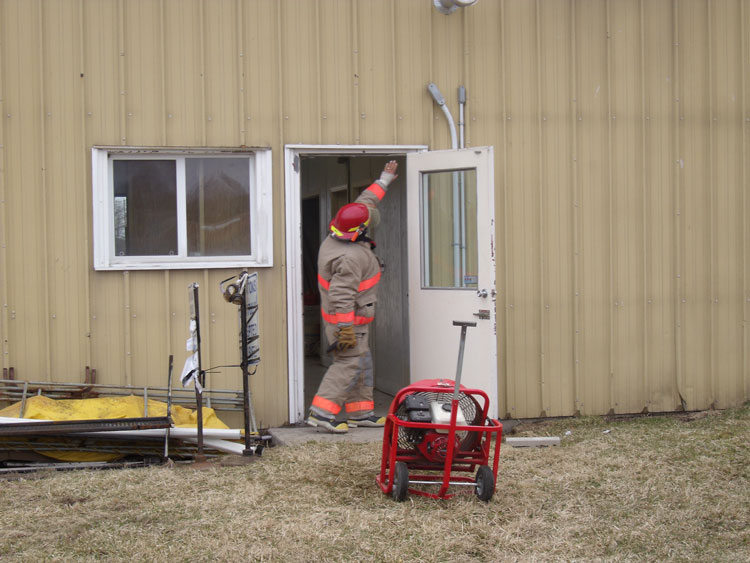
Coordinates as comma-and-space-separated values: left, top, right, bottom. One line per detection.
0, 271, 270, 473
0, 387, 271, 473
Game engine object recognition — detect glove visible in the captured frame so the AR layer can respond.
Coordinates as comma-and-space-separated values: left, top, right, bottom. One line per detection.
377, 160, 399, 188
378, 170, 396, 188
336, 324, 356, 351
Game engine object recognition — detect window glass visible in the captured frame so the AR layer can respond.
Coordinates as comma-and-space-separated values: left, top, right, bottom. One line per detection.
112, 160, 177, 256
422, 169, 478, 289
186, 158, 251, 256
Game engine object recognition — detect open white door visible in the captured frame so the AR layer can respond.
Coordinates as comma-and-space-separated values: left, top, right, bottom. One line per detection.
406, 147, 497, 417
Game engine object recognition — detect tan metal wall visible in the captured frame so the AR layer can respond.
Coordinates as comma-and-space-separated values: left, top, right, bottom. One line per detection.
0, 0, 747, 424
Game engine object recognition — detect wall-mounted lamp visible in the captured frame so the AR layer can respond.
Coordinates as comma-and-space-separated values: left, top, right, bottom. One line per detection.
433, 0, 480, 15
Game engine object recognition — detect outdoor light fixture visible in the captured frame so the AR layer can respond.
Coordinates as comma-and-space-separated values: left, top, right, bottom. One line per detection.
433, 0, 480, 15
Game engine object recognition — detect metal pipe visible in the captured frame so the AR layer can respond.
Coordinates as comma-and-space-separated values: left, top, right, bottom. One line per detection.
458, 86, 466, 149
0, 382, 246, 410
0, 420, 243, 440
427, 83, 461, 286
0, 391, 243, 409
0, 416, 172, 436
164, 355, 174, 459
458, 86, 468, 284
189, 283, 206, 463
453, 325, 469, 400
427, 83, 458, 148
0, 378, 244, 395
19, 381, 28, 418
408, 480, 476, 487
240, 279, 252, 454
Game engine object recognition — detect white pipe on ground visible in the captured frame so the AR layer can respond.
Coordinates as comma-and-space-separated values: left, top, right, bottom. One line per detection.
183, 437, 247, 456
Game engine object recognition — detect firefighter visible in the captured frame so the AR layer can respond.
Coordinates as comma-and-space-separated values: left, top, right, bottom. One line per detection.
306, 160, 399, 433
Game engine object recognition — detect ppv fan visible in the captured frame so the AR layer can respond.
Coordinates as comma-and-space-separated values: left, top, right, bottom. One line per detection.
376, 322, 503, 501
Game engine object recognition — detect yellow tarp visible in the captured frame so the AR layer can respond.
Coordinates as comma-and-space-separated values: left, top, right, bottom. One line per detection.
0, 395, 229, 462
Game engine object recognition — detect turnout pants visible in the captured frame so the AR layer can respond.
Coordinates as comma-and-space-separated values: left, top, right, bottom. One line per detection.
310, 323, 375, 420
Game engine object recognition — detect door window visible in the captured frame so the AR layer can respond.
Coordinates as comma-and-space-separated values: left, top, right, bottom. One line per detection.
421, 168, 478, 289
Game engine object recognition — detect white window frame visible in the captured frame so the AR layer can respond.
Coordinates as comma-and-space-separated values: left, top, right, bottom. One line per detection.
92, 146, 273, 270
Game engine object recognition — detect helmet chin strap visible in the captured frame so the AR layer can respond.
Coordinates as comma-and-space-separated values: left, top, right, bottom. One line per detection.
358, 231, 376, 249
357, 235, 377, 248
344, 224, 376, 249
329, 222, 376, 248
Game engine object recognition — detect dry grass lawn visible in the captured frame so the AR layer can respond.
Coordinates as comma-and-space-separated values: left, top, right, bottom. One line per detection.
1, 405, 748, 562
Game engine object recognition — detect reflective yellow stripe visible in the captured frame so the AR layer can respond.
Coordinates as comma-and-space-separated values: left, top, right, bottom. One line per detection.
312, 395, 341, 415
320, 308, 373, 326
357, 271, 381, 291
319, 271, 379, 293
320, 309, 355, 324
366, 183, 386, 201
345, 401, 374, 413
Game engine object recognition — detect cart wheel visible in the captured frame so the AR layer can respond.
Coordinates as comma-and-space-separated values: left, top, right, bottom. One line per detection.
392, 461, 409, 502
474, 465, 494, 502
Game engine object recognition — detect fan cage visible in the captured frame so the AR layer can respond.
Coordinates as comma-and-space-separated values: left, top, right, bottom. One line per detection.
394, 391, 483, 451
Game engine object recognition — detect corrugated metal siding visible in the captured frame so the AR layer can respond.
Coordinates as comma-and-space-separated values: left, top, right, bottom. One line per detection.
0, 0, 747, 425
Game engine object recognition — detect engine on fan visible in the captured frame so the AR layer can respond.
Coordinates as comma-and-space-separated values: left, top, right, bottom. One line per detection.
401, 394, 466, 462
416, 431, 461, 462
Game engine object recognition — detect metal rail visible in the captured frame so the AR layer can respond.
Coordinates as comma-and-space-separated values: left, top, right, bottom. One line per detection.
408, 480, 475, 487
0, 416, 172, 437
0, 437, 209, 456
0, 460, 154, 473
0, 379, 246, 412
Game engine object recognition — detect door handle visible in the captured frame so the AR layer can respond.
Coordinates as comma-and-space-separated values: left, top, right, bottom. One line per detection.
476, 289, 488, 298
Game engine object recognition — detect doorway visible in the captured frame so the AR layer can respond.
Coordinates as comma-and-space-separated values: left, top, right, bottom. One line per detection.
285, 145, 426, 424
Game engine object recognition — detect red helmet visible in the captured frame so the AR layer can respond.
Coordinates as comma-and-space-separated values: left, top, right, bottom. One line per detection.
329, 203, 370, 241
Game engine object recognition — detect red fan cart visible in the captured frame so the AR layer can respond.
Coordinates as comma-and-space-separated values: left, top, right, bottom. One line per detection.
376, 321, 503, 501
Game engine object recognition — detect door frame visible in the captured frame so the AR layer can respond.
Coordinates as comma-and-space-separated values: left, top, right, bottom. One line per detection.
284, 144, 427, 424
